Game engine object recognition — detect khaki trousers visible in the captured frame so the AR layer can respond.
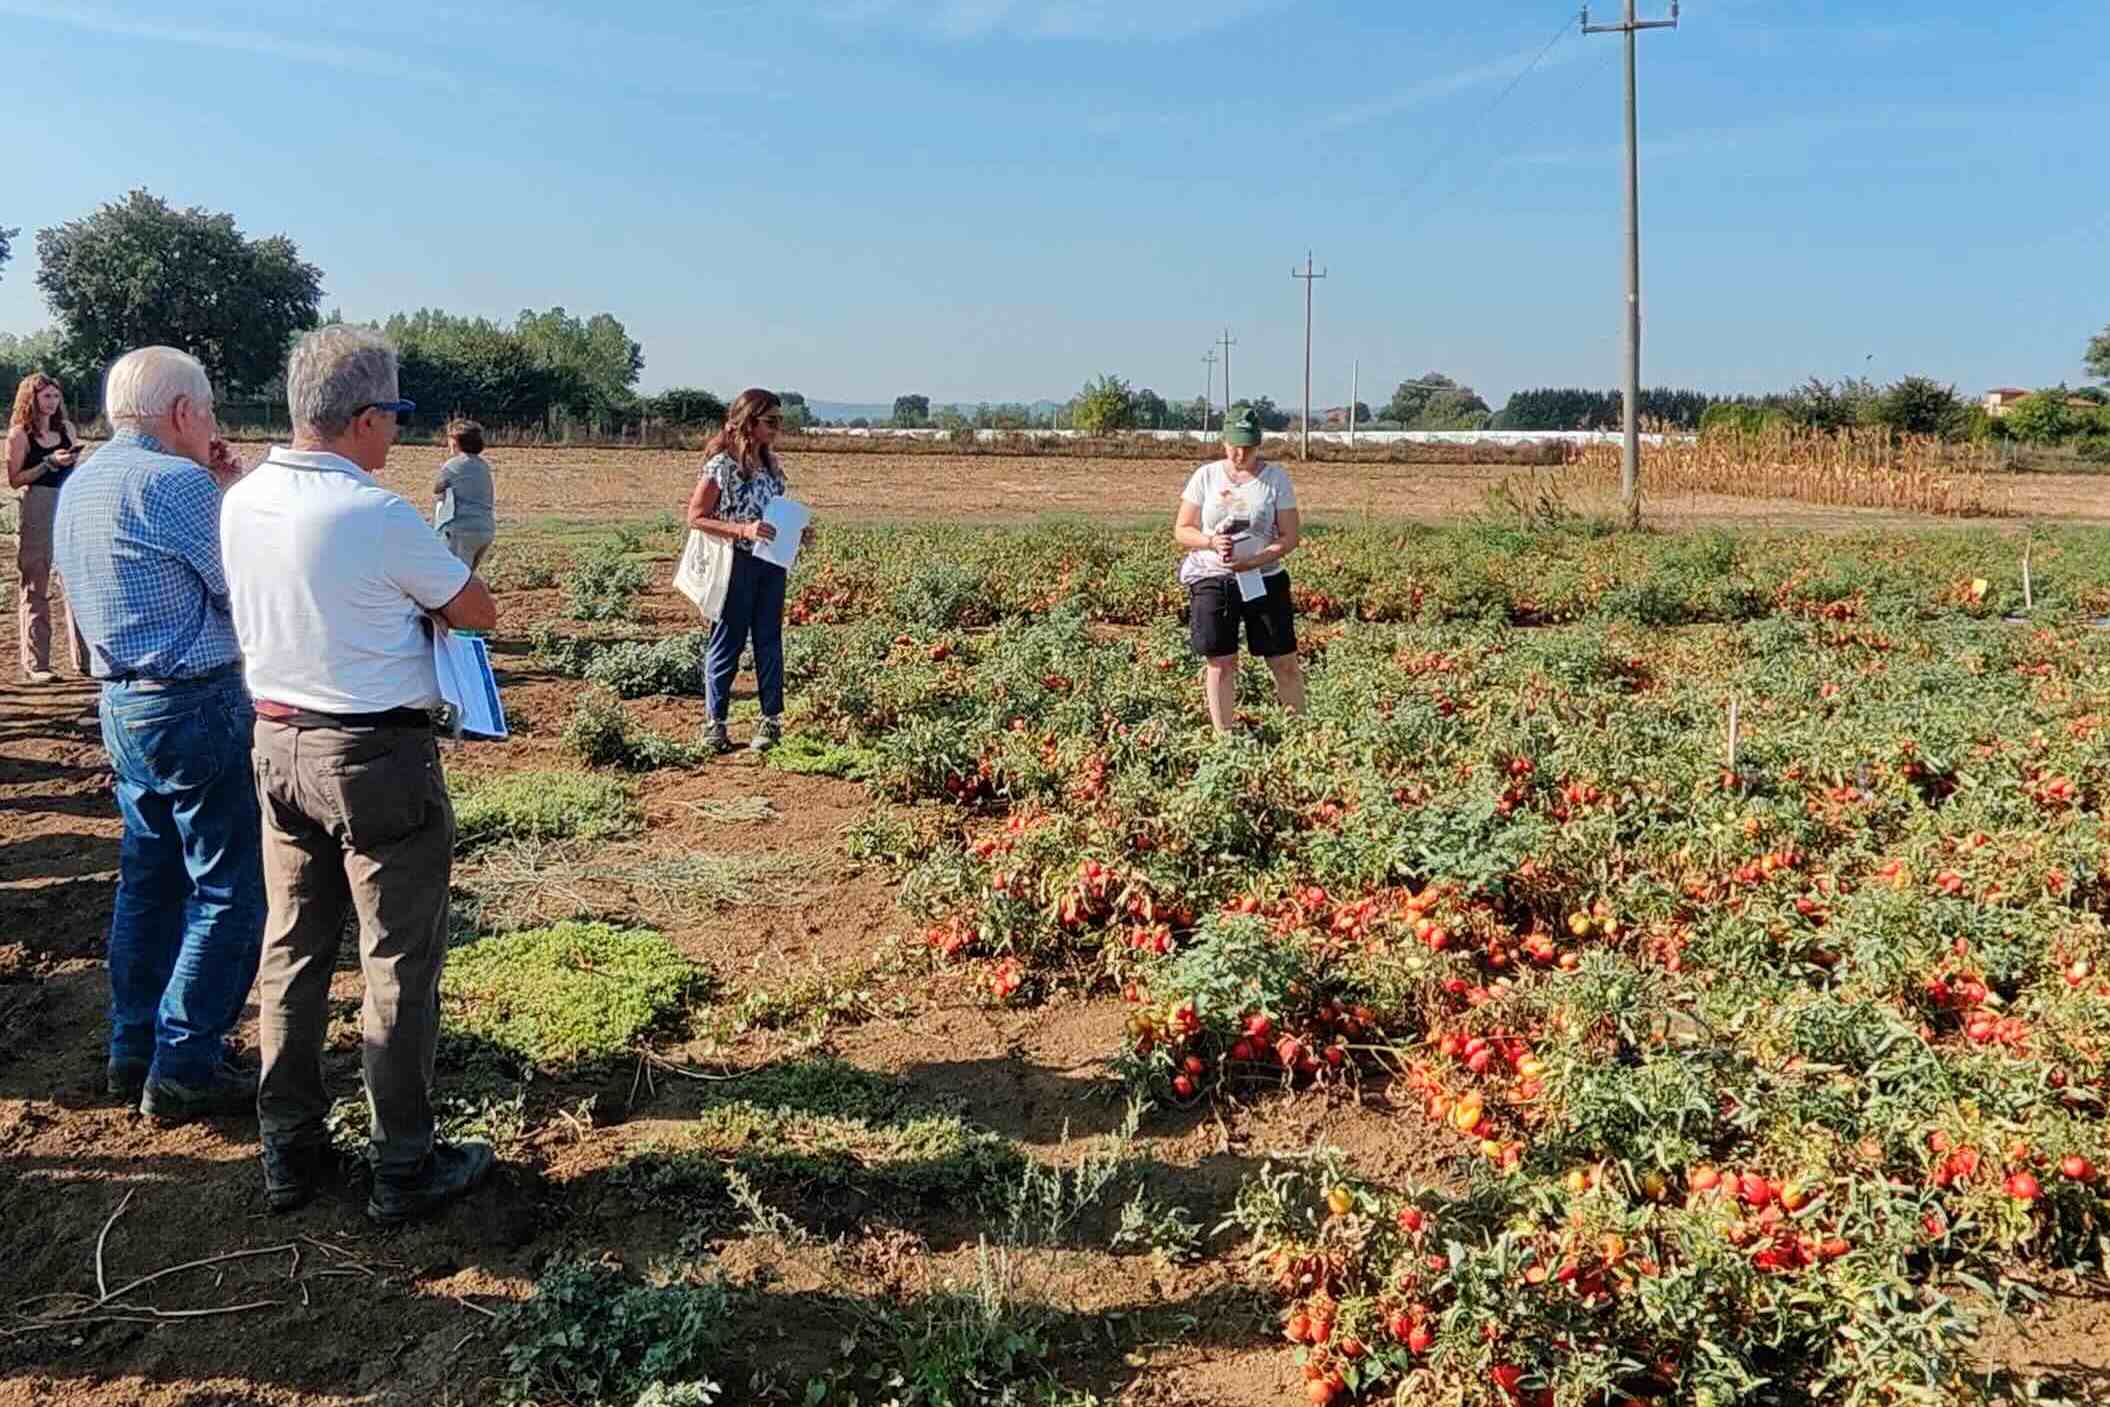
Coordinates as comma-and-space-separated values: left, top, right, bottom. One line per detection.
17, 484, 89, 676
252, 722, 454, 1173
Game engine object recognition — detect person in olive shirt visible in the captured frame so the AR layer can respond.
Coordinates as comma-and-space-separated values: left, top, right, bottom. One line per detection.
432, 419, 496, 569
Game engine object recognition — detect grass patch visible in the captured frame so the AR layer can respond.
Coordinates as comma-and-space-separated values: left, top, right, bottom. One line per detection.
452, 771, 641, 850
710, 958, 882, 1040
766, 733, 879, 780
679, 796, 777, 824
615, 1057, 1025, 1223
441, 921, 705, 1068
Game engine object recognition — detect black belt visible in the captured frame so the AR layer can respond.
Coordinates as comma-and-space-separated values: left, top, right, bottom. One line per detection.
255, 699, 433, 730
104, 660, 242, 691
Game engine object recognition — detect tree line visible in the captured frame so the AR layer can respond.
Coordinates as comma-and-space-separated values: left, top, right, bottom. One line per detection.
3, 194, 2106, 448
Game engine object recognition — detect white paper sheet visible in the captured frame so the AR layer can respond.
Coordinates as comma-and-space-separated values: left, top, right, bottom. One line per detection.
752, 497, 811, 572
432, 631, 509, 741
1229, 533, 1267, 602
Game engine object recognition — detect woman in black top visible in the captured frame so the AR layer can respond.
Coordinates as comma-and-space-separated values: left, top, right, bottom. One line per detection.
6, 374, 89, 683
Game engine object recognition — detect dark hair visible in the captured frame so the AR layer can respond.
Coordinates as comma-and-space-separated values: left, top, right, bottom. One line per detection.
446, 418, 485, 456
703, 389, 782, 475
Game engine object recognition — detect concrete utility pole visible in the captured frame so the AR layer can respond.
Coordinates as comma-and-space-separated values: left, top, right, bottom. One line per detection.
1583, 0, 1677, 529
1292, 252, 1328, 460
1349, 358, 1359, 452
1219, 329, 1237, 422
1200, 349, 1218, 436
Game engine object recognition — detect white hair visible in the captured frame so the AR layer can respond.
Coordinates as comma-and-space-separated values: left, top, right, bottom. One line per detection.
104, 347, 213, 428
287, 325, 398, 438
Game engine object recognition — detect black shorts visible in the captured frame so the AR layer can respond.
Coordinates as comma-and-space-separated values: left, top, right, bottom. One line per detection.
1188, 571, 1297, 660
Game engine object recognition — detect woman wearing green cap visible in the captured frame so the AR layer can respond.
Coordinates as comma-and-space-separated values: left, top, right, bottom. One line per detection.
1172, 406, 1304, 731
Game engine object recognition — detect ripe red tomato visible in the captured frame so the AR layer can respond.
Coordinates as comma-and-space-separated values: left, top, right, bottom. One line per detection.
1183, 1055, 1205, 1076
1245, 1013, 1274, 1041
1407, 1323, 1434, 1354
2006, 1171, 2043, 1201
1171, 1074, 1196, 1099
1739, 1173, 1773, 1208
1689, 1164, 1721, 1192
2061, 1155, 2097, 1182
1284, 1311, 1310, 1343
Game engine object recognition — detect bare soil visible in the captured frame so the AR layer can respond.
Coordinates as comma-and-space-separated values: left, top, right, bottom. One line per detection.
3, 454, 2105, 1407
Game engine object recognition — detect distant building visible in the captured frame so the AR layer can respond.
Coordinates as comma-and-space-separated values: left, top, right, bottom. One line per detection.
1983, 388, 2032, 417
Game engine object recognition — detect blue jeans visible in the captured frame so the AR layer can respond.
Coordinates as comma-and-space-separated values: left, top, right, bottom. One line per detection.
100, 671, 266, 1085
704, 549, 786, 723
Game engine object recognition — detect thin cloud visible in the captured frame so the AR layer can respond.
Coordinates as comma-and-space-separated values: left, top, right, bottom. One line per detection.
0, 1, 451, 83
819, 0, 1282, 42
1316, 36, 1588, 132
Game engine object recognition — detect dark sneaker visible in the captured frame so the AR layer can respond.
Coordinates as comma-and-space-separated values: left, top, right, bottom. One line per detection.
705, 722, 734, 755
366, 1140, 496, 1226
261, 1140, 338, 1214
139, 1064, 258, 1123
106, 1058, 149, 1100
749, 718, 781, 753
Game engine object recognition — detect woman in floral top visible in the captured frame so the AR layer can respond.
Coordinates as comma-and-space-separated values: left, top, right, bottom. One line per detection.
683, 388, 813, 753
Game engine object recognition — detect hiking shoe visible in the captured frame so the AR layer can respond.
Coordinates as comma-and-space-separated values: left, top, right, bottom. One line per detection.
366, 1140, 496, 1226
106, 1058, 149, 1100
705, 722, 734, 755
749, 718, 782, 753
139, 1064, 258, 1123
261, 1140, 337, 1214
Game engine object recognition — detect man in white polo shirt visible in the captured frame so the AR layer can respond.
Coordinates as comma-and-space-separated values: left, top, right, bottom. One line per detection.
221, 325, 499, 1224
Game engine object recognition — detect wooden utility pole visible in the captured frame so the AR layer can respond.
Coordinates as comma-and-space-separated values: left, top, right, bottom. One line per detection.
1200, 349, 1218, 435
1219, 329, 1237, 421
1583, 0, 1677, 529
1292, 253, 1328, 460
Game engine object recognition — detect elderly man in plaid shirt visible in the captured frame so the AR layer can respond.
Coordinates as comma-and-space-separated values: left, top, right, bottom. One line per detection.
52, 346, 264, 1123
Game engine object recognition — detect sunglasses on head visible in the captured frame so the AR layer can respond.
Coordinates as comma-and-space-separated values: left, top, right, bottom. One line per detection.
356, 399, 416, 422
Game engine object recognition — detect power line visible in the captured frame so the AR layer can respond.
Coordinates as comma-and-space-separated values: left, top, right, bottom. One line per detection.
1200, 348, 1218, 435
1219, 329, 1238, 421
1391, 15, 1577, 212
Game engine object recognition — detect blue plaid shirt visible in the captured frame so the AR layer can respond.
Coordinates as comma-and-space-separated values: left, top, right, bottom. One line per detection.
52, 430, 241, 681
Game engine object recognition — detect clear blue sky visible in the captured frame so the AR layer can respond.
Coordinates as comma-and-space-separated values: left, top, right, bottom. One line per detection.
7, 0, 2106, 408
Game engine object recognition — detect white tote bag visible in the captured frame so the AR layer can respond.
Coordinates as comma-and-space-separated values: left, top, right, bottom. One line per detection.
673, 529, 733, 623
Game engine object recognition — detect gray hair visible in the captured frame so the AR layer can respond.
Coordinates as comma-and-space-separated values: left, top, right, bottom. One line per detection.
287, 325, 399, 437
104, 347, 213, 428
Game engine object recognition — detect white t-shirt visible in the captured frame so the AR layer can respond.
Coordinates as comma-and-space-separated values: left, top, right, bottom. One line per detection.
1178, 459, 1299, 586
221, 447, 473, 713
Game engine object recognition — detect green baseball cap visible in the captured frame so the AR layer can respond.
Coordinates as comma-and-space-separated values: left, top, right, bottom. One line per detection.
1221, 406, 1263, 447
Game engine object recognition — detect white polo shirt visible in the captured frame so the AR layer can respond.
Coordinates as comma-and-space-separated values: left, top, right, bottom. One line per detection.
221, 447, 472, 713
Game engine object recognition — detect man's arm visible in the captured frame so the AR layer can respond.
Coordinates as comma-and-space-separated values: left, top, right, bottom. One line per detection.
434, 576, 498, 632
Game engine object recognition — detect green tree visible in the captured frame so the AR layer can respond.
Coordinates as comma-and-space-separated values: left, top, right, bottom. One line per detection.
1073, 373, 1136, 434
647, 388, 727, 427
35, 190, 323, 394
779, 391, 810, 430
892, 395, 929, 428
515, 307, 643, 427
2087, 325, 2110, 383
2001, 391, 2078, 446
0, 226, 15, 281
0, 329, 68, 395
1870, 376, 1965, 438
1383, 373, 1464, 426
1133, 387, 1169, 429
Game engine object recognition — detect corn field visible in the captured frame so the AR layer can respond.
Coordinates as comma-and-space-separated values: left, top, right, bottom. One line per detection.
1571, 426, 2014, 517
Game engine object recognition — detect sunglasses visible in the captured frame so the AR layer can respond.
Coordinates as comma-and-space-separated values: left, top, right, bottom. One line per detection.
357, 399, 417, 422
758, 414, 784, 428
